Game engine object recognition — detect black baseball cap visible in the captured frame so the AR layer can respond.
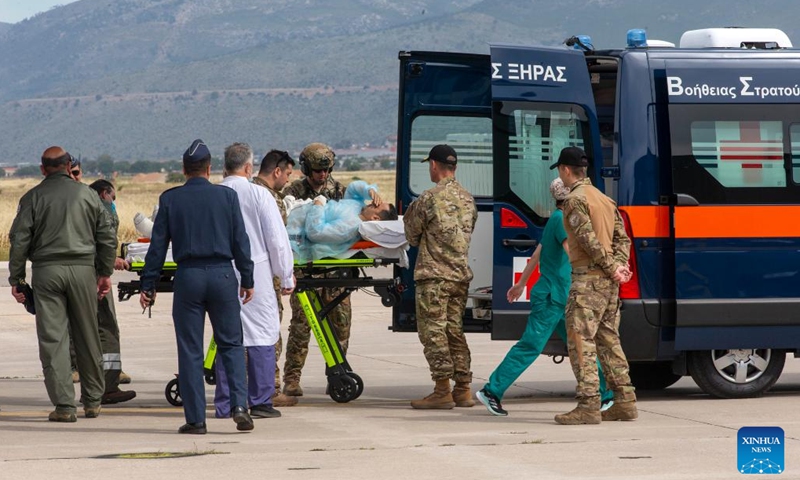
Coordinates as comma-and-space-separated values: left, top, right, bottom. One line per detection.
422, 144, 457, 165
550, 146, 590, 170
184, 139, 211, 163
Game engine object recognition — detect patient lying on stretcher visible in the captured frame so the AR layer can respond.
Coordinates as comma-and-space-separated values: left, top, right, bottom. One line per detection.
286, 180, 399, 262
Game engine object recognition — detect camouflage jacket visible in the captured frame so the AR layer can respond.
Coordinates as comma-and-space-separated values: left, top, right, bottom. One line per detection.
562, 178, 630, 277
252, 176, 287, 224
404, 176, 477, 283
283, 176, 346, 202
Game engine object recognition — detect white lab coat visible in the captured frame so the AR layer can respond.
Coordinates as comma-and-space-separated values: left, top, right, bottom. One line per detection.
221, 175, 294, 346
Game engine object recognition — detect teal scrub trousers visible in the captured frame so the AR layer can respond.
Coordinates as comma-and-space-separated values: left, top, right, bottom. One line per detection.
484, 294, 613, 402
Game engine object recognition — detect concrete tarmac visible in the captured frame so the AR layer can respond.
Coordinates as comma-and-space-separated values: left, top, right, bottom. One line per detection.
1, 266, 799, 479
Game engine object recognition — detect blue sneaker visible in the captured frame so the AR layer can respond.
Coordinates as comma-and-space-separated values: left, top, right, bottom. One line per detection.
475, 388, 508, 416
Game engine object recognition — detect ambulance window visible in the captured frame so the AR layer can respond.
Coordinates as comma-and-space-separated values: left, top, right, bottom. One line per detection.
791, 124, 800, 184
669, 104, 800, 204
495, 102, 590, 219
408, 114, 493, 197
690, 120, 785, 188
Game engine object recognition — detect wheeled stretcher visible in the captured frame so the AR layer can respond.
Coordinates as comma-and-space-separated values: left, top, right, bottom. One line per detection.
118, 244, 404, 404
292, 255, 402, 402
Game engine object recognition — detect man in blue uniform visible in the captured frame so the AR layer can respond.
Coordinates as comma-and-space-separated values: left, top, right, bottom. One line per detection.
140, 139, 255, 434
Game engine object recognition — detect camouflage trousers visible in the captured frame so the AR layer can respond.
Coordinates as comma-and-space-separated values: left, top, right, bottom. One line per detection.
565, 274, 636, 403
283, 285, 351, 385
415, 280, 472, 383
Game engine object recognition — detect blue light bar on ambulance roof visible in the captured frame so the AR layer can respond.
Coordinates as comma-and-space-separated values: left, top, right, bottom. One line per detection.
627, 29, 647, 48
573, 35, 594, 50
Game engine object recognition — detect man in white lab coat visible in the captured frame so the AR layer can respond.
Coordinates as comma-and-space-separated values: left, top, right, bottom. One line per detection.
215, 142, 295, 419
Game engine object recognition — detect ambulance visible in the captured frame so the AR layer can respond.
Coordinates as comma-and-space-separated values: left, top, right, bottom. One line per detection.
392, 28, 800, 398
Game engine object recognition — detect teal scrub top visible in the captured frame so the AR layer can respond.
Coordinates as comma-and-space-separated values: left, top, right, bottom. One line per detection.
529, 209, 571, 306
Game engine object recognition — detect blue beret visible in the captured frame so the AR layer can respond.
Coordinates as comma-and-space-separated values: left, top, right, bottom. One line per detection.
184, 139, 210, 163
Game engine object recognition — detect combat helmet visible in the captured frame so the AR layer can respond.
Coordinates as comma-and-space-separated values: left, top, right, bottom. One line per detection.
299, 142, 336, 175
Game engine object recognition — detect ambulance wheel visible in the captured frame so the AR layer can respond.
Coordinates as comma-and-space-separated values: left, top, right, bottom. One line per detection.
348, 372, 364, 400
165, 378, 183, 407
628, 362, 682, 391
688, 349, 785, 399
329, 375, 358, 403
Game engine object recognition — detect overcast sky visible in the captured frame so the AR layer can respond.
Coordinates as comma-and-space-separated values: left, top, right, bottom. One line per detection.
0, 0, 79, 23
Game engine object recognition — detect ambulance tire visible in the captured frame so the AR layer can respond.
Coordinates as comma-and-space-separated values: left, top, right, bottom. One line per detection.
688, 349, 785, 399
628, 362, 682, 391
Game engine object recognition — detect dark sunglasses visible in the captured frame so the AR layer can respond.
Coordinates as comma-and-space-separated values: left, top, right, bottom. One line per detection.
71, 170, 81, 176
312, 168, 332, 174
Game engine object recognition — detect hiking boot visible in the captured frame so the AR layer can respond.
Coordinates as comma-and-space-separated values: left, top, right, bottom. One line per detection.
101, 390, 137, 405
555, 399, 601, 425
475, 388, 508, 416
84, 405, 102, 419
452, 382, 475, 407
71, 370, 80, 383
283, 382, 303, 397
233, 406, 255, 431
250, 404, 281, 418
118, 371, 132, 384
602, 401, 638, 421
273, 392, 298, 407
48, 410, 77, 423
411, 379, 455, 410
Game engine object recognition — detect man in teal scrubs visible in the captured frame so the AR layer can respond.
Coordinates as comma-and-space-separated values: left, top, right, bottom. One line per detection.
476, 178, 614, 416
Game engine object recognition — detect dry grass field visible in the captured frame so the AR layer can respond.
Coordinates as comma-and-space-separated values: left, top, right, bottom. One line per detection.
0, 170, 396, 261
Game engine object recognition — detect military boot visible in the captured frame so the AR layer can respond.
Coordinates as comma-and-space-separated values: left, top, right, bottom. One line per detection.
411, 379, 455, 410
283, 382, 303, 397
273, 392, 299, 407
601, 400, 638, 421
554, 397, 601, 425
452, 382, 475, 407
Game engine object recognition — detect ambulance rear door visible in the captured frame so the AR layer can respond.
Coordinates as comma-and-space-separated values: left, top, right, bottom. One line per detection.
393, 51, 496, 333
489, 44, 602, 340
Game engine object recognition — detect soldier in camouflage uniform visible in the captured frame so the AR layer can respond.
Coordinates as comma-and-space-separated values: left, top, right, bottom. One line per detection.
281, 143, 350, 397
253, 149, 298, 407
404, 145, 478, 409
550, 147, 638, 425
87, 180, 137, 405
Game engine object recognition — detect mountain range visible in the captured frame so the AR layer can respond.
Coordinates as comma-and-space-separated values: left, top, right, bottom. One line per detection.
1, 0, 799, 162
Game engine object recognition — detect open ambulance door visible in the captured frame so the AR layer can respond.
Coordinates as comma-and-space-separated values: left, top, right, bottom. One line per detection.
392, 51, 495, 333
489, 44, 603, 341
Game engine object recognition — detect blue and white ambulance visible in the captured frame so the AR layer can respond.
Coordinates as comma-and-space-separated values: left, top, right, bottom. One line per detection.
392, 28, 800, 398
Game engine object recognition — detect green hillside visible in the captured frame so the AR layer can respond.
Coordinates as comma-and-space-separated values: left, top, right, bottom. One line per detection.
1, 0, 799, 162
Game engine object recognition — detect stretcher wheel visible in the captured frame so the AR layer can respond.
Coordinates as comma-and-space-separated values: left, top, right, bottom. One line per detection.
204, 371, 216, 386
165, 377, 183, 407
329, 375, 358, 403
348, 372, 364, 400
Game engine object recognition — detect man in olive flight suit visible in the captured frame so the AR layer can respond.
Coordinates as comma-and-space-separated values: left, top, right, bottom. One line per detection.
9, 146, 117, 422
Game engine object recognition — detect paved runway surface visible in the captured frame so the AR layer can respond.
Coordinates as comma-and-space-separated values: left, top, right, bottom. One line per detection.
1, 265, 799, 479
